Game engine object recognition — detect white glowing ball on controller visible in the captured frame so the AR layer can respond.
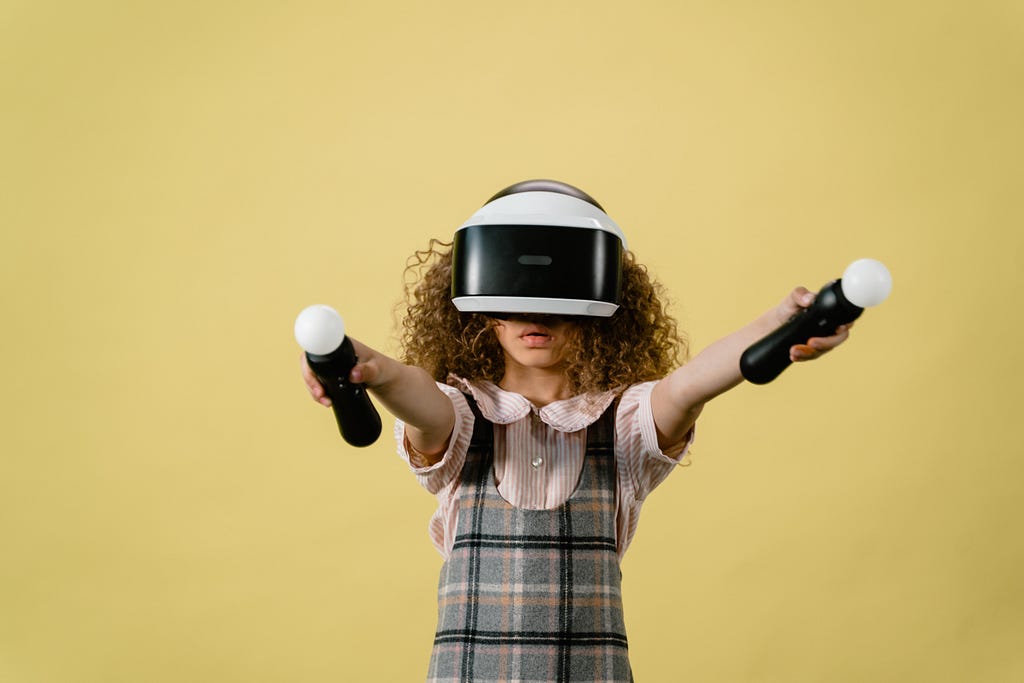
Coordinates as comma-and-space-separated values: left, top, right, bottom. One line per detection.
841, 258, 893, 308
294, 304, 345, 355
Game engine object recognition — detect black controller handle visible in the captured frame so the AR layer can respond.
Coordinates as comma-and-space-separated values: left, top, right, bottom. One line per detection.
740, 280, 864, 385
305, 337, 382, 447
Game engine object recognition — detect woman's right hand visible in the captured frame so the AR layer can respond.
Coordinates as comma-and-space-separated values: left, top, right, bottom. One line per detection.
300, 337, 455, 453
300, 337, 385, 408
301, 353, 333, 407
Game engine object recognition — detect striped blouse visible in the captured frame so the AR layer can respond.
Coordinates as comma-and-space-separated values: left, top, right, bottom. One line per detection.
395, 376, 693, 560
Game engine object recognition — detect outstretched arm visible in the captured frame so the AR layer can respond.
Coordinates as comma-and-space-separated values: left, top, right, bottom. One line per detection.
650, 287, 851, 449
301, 337, 455, 460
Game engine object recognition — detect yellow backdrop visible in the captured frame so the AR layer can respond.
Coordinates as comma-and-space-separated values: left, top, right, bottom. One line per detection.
3, 1, 1022, 681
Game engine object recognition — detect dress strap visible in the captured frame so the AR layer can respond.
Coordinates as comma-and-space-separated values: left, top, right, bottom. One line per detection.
462, 392, 493, 450
586, 397, 619, 451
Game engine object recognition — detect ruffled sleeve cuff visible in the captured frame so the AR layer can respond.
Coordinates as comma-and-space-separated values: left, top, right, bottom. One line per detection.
616, 381, 696, 505
394, 382, 476, 495
630, 381, 695, 464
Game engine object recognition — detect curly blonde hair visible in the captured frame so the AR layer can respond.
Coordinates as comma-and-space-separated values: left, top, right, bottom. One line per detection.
399, 239, 687, 395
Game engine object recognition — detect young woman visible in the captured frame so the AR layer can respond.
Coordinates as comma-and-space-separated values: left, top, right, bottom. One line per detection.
301, 181, 849, 682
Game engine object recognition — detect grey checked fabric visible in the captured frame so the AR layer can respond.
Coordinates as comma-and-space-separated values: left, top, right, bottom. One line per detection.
427, 395, 632, 682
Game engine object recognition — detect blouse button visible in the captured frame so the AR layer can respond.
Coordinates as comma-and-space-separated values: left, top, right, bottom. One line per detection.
531, 456, 544, 468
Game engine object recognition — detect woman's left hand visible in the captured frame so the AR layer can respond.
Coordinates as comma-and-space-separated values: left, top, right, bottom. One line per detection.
777, 287, 853, 362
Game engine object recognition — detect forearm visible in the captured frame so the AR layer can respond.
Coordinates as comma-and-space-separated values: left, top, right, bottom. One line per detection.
652, 308, 779, 445
364, 357, 455, 453
666, 309, 778, 404
651, 287, 852, 447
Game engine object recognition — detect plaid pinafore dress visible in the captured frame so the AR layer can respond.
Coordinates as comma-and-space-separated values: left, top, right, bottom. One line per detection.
427, 396, 633, 682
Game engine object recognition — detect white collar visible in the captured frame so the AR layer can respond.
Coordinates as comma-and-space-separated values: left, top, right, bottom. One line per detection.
447, 375, 617, 433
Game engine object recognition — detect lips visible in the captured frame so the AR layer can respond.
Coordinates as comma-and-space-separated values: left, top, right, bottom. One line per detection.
520, 326, 554, 347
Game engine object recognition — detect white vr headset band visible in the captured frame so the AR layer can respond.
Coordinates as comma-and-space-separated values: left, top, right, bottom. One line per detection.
457, 191, 627, 249
451, 187, 627, 318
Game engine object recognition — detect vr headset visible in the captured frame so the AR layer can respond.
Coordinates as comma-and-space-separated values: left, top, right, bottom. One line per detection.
451, 180, 626, 317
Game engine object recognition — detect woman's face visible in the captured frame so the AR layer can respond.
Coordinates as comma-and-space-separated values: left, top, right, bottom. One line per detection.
491, 314, 578, 374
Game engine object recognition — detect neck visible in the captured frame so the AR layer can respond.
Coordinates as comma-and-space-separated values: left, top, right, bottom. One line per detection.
498, 367, 572, 407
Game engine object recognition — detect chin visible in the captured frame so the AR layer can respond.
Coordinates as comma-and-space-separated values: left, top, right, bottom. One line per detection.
508, 354, 567, 371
